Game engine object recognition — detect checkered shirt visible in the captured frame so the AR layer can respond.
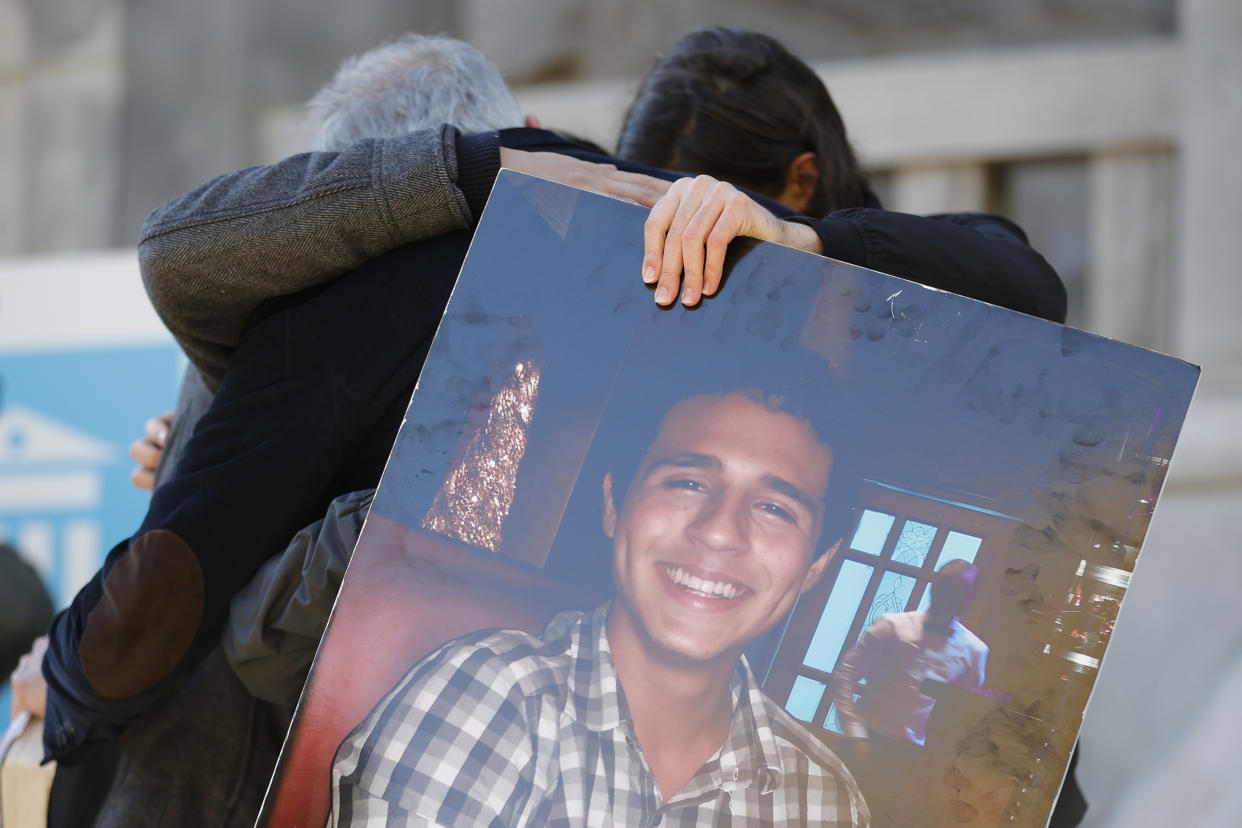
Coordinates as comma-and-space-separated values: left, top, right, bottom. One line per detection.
330, 604, 870, 827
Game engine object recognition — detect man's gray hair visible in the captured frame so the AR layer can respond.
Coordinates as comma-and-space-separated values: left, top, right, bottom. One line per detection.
307, 33, 524, 151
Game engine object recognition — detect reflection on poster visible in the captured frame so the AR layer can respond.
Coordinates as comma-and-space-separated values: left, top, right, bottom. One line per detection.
262, 172, 1198, 827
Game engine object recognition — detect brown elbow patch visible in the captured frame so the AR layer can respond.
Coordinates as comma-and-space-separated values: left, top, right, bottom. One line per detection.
80, 529, 205, 700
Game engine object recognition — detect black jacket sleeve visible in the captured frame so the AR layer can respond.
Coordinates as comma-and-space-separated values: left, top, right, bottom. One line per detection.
788, 210, 1068, 324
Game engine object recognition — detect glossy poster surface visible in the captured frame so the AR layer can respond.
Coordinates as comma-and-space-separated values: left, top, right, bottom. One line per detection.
262, 171, 1198, 827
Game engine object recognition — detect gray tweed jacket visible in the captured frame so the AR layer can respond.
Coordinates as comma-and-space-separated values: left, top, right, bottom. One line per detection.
138, 124, 474, 391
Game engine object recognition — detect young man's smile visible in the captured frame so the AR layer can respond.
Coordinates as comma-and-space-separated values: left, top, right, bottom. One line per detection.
661, 563, 748, 601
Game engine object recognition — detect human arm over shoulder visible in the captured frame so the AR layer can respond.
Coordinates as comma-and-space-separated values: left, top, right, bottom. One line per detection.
790, 209, 1068, 323
640, 175, 1067, 323
138, 125, 500, 389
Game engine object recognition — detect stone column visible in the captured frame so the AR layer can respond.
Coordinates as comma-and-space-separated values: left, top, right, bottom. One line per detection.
1087, 149, 1176, 353
0, 0, 28, 255
22, 0, 126, 253
889, 163, 989, 215
1176, 0, 1242, 392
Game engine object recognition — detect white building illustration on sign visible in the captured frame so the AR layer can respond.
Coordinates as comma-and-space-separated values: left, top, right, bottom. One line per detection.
0, 405, 114, 607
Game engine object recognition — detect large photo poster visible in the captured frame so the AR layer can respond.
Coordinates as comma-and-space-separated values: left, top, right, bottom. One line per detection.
260, 171, 1198, 827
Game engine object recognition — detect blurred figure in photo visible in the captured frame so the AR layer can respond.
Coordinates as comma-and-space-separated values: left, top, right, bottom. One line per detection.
833, 560, 987, 749
830, 560, 987, 811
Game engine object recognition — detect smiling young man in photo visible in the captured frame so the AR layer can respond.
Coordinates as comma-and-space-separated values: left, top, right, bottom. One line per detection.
330, 390, 869, 827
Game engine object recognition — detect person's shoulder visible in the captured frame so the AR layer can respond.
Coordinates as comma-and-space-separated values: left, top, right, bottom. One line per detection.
764, 700, 851, 774
427, 610, 587, 697
953, 621, 988, 654
864, 611, 909, 636
763, 700, 871, 823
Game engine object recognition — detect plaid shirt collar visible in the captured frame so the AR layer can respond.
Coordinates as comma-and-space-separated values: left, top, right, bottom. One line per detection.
562, 603, 785, 800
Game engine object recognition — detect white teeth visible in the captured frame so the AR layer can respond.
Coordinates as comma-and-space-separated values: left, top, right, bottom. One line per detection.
664, 566, 743, 599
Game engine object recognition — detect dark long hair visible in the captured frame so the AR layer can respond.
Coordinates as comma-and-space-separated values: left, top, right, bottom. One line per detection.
617, 27, 868, 216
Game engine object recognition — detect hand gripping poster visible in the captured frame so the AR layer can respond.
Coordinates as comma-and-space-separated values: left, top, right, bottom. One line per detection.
259, 171, 1198, 828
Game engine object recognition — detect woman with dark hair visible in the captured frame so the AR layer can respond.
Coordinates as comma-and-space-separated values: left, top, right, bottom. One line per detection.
619, 26, 867, 217
617, 27, 1019, 312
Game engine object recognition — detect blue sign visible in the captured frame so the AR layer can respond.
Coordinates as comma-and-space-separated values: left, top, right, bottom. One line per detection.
0, 343, 182, 726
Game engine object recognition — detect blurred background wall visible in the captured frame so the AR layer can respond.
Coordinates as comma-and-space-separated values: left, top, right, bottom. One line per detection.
1, 0, 1239, 824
